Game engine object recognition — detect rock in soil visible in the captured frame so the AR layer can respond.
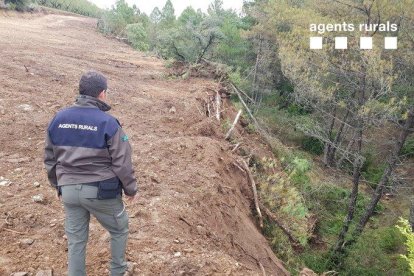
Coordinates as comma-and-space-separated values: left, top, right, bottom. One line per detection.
0, 180, 11, 187
0, 176, 11, 186
17, 104, 33, 111
126, 262, 136, 274
32, 194, 44, 203
35, 269, 53, 276
20, 238, 34, 246
169, 106, 176, 114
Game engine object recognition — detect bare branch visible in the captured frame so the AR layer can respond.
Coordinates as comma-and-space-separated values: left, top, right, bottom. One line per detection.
225, 110, 242, 140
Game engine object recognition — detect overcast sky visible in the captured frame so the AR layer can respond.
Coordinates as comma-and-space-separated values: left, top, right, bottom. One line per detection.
88, 0, 244, 15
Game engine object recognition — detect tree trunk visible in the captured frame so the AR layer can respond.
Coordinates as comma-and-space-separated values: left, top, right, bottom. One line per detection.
355, 106, 414, 236
332, 70, 367, 256
323, 106, 337, 166
252, 37, 262, 112
337, 131, 356, 168
333, 126, 363, 254
326, 108, 351, 166
196, 34, 215, 64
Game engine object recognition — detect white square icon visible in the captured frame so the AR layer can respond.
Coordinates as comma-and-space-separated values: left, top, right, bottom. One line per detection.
384, 37, 397, 49
360, 37, 372, 49
335, 37, 347, 49
310, 37, 322, 49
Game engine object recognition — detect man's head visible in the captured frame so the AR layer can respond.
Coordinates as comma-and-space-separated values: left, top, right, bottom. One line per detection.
79, 70, 107, 99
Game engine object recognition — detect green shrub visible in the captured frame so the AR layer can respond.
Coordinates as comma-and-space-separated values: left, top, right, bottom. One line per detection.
311, 185, 348, 214
277, 81, 294, 108
362, 163, 386, 188
279, 155, 312, 191
301, 136, 324, 155
360, 147, 386, 188
5, 0, 29, 11
164, 58, 175, 68
396, 218, 414, 274
263, 218, 302, 272
245, 123, 256, 134
37, 0, 101, 17
97, 0, 147, 36
258, 156, 311, 246
342, 226, 409, 276
99, 9, 130, 36
304, 184, 349, 238
301, 251, 331, 273
256, 106, 306, 146
261, 92, 281, 107
126, 23, 149, 51
380, 227, 405, 253
401, 136, 414, 158
229, 68, 250, 92
279, 152, 308, 171
287, 103, 311, 116
290, 170, 310, 187
318, 213, 346, 236
291, 157, 311, 173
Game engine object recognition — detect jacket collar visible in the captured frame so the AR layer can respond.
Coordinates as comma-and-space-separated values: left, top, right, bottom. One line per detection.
74, 95, 111, 112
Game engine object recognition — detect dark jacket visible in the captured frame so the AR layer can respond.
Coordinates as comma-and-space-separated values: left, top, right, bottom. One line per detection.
44, 95, 137, 196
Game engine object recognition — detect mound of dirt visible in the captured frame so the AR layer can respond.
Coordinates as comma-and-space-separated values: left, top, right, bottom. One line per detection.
0, 13, 288, 275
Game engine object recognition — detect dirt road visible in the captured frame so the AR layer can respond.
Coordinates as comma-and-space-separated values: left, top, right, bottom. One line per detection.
0, 12, 288, 275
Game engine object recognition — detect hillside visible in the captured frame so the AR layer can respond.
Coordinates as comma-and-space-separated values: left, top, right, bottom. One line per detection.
0, 12, 289, 275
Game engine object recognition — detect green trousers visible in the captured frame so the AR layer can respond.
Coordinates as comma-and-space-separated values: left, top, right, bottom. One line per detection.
61, 184, 129, 276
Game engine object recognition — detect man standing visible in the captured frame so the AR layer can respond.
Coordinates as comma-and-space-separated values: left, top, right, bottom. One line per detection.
44, 70, 138, 276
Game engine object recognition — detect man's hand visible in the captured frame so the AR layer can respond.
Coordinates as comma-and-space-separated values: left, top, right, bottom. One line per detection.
125, 194, 138, 204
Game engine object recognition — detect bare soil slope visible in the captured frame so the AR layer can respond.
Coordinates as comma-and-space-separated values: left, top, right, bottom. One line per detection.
0, 12, 288, 275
